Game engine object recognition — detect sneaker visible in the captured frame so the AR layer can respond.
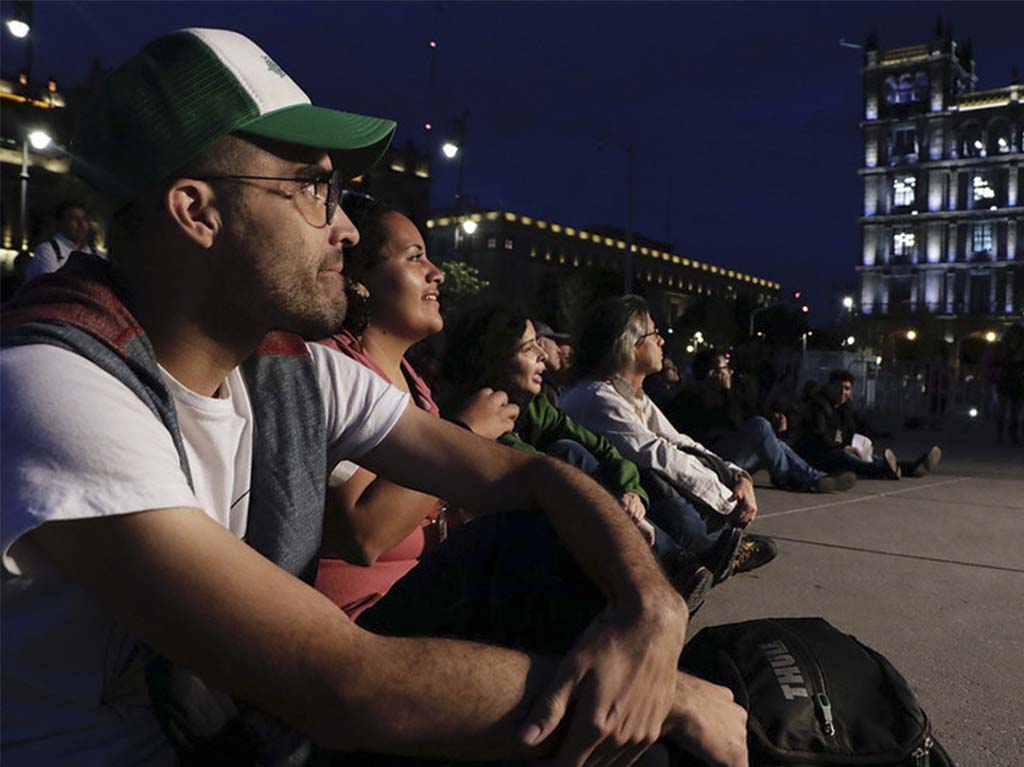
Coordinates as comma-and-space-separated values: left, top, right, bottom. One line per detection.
909, 446, 942, 477
813, 471, 857, 493
674, 564, 715, 617
703, 526, 744, 584
883, 448, 901, 480
731, 534, 778, 576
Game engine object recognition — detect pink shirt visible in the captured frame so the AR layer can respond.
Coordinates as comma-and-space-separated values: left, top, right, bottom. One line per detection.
314, 331, 443, 618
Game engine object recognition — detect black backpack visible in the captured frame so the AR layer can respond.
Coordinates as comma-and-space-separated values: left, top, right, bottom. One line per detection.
679, 617, 955, 766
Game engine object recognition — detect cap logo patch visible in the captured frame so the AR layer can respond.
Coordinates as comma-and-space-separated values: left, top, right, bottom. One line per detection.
262, 54, 286, 78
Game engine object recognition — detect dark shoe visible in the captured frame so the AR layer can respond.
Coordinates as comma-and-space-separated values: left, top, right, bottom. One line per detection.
814, 471, 857, 493
883, 448, 901, 479
731, 534, 778, 576
909, 446, 942, 477
674, 564, 715, 617
703, 526, 744, 584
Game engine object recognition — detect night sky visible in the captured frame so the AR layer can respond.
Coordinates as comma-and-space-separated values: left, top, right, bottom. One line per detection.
3, 1, 1021, 322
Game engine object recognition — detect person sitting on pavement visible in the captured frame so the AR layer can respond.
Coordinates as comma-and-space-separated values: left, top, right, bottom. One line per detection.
440, 304, 739, 610
798, 368, 942, 480
669, 348, 856, 494
531, 319, 569, 405
559, 294, 778, 579
313, 198, 518, 617
0, 29, 747, 767
23, 200, 106, 283
644, 354, 685, 407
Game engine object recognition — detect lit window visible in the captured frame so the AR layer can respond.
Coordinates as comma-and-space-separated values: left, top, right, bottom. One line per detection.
504, 238, 513, 250
972, 223, 993, 253
960, 129, 984, 158
884, 72, 928, 105
972, 174, 996, 204
487, 237, 496, 249
892, 176, 916, 207
893, 230, 916, 256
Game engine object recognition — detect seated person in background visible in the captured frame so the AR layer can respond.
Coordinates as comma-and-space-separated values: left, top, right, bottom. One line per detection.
560, 295, 778, 578
798, 368, 942, 480
23, 200, 106, 283
644, 354, 684, 407
440, 304, 729, 608
531, 319, 569, 404
670, 348, 855, 494
315, 199, 517, 617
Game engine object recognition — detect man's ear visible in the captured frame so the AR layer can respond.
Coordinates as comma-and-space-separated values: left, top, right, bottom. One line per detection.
164, 179, 223, 249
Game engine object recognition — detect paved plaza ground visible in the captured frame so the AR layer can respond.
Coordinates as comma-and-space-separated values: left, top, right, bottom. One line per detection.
688, 417, 1023, 766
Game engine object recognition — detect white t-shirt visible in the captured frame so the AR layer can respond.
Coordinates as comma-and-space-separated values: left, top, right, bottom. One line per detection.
0, 341, 409, 765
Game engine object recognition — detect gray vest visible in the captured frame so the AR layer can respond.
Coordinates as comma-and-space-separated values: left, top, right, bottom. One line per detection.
2, 254, 328, 763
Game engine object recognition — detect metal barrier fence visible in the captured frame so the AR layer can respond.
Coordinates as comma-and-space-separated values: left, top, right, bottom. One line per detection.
798, 351, 993, 427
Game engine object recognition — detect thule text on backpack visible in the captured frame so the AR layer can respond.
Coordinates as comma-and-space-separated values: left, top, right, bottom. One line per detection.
759, 640, 809, 700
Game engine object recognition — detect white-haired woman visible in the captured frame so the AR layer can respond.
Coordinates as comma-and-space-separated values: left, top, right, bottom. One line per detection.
560, 295, 777, 577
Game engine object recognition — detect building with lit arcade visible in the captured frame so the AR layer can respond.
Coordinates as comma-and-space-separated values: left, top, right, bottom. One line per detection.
425, 209, 781, 329
857, 23, 1023, 358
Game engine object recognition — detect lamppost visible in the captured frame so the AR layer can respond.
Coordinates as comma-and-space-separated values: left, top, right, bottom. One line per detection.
19, 129, 51, 252
442, 110, 469, 207
6, 0, 33, 80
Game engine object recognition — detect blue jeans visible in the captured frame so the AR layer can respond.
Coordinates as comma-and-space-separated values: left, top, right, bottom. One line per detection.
546, 439, 721, 557
712, 417, 824, 490
800, 443, 895, 479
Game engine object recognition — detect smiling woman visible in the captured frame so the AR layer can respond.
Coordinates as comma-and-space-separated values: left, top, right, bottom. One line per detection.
314, 199, 517, 616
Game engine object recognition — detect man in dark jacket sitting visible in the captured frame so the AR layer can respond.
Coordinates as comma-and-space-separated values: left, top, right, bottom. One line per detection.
797, 369, 941, 480
670, 349, 855, 493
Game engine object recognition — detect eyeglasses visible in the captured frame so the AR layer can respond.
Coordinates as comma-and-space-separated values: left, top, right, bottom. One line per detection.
635, 329, 661, 344
191, 169, 345, 227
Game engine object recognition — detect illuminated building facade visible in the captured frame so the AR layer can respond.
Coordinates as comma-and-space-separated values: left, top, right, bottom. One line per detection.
425, 209, 780, 327
350, 140, 431, 228
0, 71, 71, 264
857, 24, 1023, 350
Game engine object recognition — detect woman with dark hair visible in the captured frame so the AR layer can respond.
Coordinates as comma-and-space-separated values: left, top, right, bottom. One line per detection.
442, 302, 729, 607
314, 199, 517, 616
561, 295, 778, 577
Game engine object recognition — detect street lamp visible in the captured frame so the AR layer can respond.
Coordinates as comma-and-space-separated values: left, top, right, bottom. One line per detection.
846, 335, 856, 346
6, 18, 29, 37
19, 128, 52, 253
905, 329, 917, 341
984, 330, 997, 343
842, 296, 854, 310
441, 111, 469, 207
28, 130, 51, 150
460, 219, 478, 235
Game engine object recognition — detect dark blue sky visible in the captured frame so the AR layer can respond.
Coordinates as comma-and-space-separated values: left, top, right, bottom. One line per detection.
3, 1, 1021, 321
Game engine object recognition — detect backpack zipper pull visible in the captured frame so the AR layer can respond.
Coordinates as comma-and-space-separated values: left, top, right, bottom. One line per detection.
814, 692, 836, 736
911, 737, 932, 766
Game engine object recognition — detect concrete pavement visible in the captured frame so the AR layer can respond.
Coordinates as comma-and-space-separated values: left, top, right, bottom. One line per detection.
688, 419, 1023, 766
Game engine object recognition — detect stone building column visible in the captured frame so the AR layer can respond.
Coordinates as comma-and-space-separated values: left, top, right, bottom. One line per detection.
947, 223, 958, 263
1008, 219, 1017, 261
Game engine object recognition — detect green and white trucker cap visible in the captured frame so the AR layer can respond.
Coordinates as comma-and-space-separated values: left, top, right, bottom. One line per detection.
73, 28, 397, 209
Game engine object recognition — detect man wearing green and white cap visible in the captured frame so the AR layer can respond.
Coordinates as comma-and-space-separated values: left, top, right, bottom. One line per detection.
0, 29, 746, 767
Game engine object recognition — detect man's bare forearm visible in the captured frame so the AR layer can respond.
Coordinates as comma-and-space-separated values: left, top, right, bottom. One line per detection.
361, 408, 683, 613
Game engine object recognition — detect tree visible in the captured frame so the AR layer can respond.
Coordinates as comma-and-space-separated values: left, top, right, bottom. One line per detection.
438, 259, 489, 315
